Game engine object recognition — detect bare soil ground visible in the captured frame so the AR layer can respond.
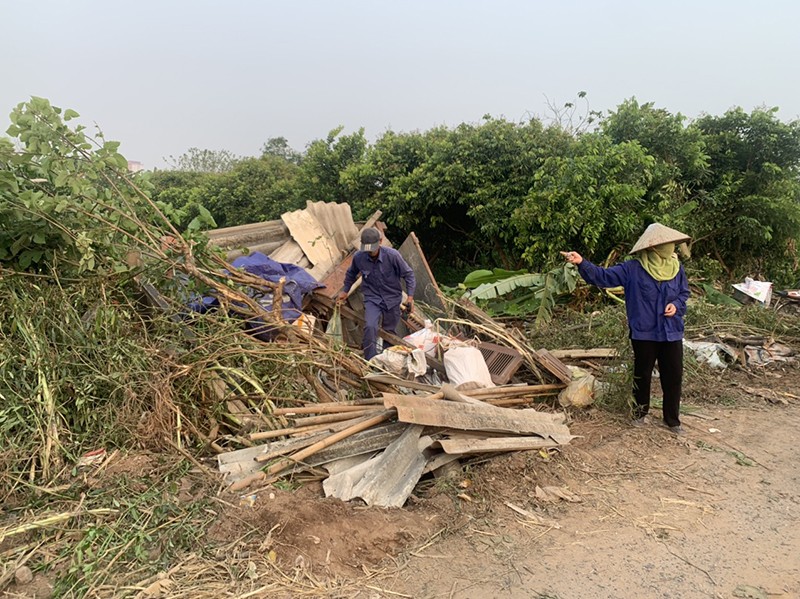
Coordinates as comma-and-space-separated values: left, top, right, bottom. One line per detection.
4, 365, 799, 599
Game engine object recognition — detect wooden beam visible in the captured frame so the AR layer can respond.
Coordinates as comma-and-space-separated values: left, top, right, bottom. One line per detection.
549, 348, 619, 359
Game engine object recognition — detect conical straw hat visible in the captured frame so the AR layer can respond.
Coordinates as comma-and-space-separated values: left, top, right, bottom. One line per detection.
629, 223, 690, 254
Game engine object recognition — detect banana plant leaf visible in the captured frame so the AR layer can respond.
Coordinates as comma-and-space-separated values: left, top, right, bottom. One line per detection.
699, 282, 741, 306
462, 268, 529, 289
464, 273, 547, 300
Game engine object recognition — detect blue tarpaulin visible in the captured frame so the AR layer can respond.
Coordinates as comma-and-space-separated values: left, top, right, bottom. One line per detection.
190, 252, 323, 339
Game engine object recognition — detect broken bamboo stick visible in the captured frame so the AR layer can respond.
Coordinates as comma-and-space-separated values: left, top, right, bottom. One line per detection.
291, 408, 381, 427
273, 404, 382, 416
249, 423, 326, 441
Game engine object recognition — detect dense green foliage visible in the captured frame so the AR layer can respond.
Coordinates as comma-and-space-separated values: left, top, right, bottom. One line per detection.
146, 99, 800, 287
0, 98, 308, 489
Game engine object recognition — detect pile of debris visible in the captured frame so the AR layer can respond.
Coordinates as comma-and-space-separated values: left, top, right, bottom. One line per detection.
201, 201, 581, 506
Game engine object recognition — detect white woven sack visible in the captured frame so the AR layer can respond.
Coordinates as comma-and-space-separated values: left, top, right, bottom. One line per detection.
443, 346, 495, 389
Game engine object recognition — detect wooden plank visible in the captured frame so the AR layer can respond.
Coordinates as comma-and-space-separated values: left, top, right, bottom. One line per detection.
350, 426, 432, 507
397, 232, 446, 311
549, 348, 620, 359
383, 395, 573, 444
534, 348, 573, 384
316, 252, 355, 298
281, 209, 340, 270
438, 436, 560, 455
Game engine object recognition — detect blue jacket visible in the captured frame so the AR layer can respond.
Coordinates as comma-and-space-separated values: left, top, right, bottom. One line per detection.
344, 247, 416, 309
577, 259, 690, 342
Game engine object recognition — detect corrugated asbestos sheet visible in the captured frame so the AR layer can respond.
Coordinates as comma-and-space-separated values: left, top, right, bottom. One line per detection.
206, 201, 363, 281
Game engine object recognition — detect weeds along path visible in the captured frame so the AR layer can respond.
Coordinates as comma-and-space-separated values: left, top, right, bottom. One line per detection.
390, 397, 800, 599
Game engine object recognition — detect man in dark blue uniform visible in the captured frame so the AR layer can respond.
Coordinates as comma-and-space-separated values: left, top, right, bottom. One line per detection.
337, 228, 416, 360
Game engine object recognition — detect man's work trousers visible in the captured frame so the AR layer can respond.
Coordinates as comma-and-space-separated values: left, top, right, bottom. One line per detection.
362, 301, 401, 360
631, 339, 683, 427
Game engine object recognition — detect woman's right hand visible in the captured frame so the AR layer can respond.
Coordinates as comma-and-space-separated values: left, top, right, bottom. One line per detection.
560, 251, 583, 265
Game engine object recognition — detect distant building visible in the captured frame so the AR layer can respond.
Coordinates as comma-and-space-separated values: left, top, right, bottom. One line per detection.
127, 160, 144, 173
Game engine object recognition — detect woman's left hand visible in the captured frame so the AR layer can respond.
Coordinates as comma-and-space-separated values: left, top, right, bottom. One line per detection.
664, 303, 677, 317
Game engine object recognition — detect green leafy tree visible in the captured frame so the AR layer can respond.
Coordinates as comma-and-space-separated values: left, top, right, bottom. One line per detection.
514, 133, 656, 269
166, 147, 241, 173
1, 97, 183, 273
601, 98, 709, 222
295, 126, 368, 204
203, 155, 302, 228
261, 136, 301, 164
149, 170, 216, 228
349, 117, 572, 274
691, 107, 800, 282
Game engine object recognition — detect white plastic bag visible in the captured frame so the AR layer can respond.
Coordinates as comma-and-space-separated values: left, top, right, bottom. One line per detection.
403, 320, 440, 357
443, 345, 495, 389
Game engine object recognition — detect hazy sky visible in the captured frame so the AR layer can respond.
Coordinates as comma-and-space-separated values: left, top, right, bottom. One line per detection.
3, 0, 799, 169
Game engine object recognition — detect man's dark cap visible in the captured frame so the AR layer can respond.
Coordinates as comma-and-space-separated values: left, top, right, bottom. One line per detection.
360, 227, 381, 252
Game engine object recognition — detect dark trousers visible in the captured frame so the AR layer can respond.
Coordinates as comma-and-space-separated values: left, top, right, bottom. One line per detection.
362, 301, 401, 360
631, 339, 683, 427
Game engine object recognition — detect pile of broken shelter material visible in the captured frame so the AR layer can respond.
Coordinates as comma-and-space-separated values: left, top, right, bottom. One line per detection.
207, 201, 576, 507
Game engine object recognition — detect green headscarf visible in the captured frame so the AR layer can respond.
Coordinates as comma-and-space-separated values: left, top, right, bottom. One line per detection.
636, 242, 680, 281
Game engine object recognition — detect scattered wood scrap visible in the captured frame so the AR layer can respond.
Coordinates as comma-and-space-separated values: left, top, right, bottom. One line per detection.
219, 381, 574, 507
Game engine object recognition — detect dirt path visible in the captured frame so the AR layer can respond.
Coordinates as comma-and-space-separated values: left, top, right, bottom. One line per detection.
385, 399, 800, 599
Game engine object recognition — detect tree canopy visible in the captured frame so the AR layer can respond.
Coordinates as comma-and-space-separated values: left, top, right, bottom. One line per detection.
145, 99, 800, 286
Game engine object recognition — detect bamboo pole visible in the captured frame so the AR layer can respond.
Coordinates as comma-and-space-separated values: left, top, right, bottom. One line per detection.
273, 404, 380, 416
486, 395, 559, 407
290, 408, 381, 427
249, 423, 326, 441
464, 384, 566, 398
